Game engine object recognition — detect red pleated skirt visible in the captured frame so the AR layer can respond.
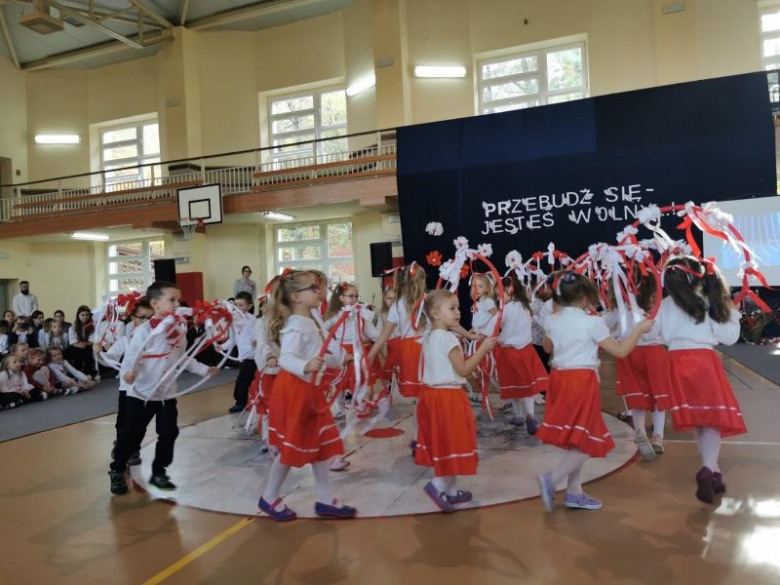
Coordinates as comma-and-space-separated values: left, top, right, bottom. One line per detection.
667, 349, 747, 437
381, 337, 402, 380
415, 385, 478, 476
398, 336, 423, 398
495, 343, 549, 399
536, 369, 615, 457
615, 345, 673, 411
249, 371, 277, 414
268, 370, 344, 467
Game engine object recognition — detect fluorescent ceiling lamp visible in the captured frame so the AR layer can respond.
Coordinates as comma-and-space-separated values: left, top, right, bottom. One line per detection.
70, 232, 109, 241
346, 75, 376, 97
35, 134, 81, 144
414, 65, 467, 78
261, 211, 295, 221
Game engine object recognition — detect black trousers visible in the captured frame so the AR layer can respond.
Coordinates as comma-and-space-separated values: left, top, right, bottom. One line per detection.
233, 358, 257, 406
110, 396, 179, 476
65, 345, 97, 377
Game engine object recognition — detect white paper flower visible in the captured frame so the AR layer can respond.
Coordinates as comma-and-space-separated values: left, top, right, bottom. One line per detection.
505, 250, 522, 269
439, 259, 455, 280
616, 225, 638, 243
637, 205, 661, 226
547, 242, 556, 265
453, 236, 469, 250
425, 221, 444, 237
476, 243, 493, 258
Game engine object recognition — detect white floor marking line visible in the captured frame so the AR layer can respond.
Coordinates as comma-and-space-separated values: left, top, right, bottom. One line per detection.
664, 440, 780, 446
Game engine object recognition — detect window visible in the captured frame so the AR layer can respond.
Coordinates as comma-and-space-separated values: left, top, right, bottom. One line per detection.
761, 4, 780, 70
268, 88, 348, 167
100, 120, 161, 187
107, 239, 165, 295
274, 219, 354, 283
477, 41, 588, 115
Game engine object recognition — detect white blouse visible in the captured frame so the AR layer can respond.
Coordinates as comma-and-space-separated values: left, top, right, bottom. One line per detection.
95, 320, 126, 345
544, 307, 610, 369
279, 315, 343, 382
0, 370, 33, 393
254, 317, 280, 375
498, 301, 533, 348
471, 297, 497, 334
658, 296, 740, 351
421, 330, 466, 387
387, 298, 426, 338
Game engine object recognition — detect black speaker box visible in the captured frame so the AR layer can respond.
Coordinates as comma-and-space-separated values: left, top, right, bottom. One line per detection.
370, 242, 394, 278
153, 259, 177, 285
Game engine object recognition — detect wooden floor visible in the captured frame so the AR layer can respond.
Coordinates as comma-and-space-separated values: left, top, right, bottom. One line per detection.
1, 354, 779, 585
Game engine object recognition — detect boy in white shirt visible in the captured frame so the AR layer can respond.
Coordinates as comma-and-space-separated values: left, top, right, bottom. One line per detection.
108, 282, 219, 495
226, 292, 258, 413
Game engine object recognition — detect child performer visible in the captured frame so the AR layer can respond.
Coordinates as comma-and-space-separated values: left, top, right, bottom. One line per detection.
537, 271, 653, 512
107, 282, 219, 495
227, 291, 258, 413
417, 290, 497, 512
658, 256, 745, 503
470, 273, 498, 337
258, 270, 357, 521
252, 295, 280, 451
494, 275, 549, 432
614, 270, 671, 460
375, 285, 400, 388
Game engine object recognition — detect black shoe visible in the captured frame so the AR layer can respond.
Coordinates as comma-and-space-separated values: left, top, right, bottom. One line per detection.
149, 473, 177, 491
128, 452, 142, 467
228, 404, 245, 414
109, 470, 128, 495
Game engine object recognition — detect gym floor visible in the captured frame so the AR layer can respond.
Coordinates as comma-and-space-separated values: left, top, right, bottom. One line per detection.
1, 354, 778, 585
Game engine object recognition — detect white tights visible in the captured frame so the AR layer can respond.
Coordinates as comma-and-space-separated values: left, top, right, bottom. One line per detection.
631, 408, 666, 438
431, 475, 458, 496
694, 427, 721, 472
549, 449, 589, 495
510, 397, 535, 419
262, 455, 334, 506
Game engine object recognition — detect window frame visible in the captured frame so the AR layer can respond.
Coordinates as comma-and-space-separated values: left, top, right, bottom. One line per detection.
106, 238, 165, 296
99, 119, 161, 187
477, 40, 589, 115
267, 86, 348, 167
760, 3, 780, 70
273, 218, 355, 283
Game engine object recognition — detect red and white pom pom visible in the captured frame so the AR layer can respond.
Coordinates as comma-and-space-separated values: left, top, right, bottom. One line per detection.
476, 243, 493, 258
505, 250, 522, 269
425, 221, 444, 237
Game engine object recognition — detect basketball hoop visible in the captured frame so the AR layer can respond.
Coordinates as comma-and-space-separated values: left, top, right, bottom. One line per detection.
179, 217, 202, 240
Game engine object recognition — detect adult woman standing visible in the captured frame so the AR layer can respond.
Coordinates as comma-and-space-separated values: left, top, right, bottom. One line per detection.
233, 266, 257, 300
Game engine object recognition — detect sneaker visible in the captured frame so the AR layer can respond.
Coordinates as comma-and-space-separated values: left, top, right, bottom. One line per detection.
635, 434, 657, 461
499, 403, 513, 413
695, 466, 714, 503
314, 500, 357, 519
228, 404, 245, 414
258, 497, 297, 521
127, 453, 142, 467
149, 473, 177, 491
507, 416, 525, 427
423, 481, 455, 513
564, 492, 603, 510
712, 471, 726, 494
651, 434, 665, 454
537, 473, 555, 512
410, 440, 417, 457
41, 392, 48, 401
329, 457, 350, 472
108, 470, 128, 495
525, 415, 538, 435
446, 490, 473, 505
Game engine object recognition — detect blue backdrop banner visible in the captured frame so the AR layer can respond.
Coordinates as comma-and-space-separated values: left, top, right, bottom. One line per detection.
397, 72, 776, 274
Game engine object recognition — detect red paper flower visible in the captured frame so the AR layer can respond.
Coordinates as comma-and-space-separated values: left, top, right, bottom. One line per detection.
426, 250, 442, 267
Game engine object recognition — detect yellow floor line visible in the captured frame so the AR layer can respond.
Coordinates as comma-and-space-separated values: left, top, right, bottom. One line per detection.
143, 517, 255, 585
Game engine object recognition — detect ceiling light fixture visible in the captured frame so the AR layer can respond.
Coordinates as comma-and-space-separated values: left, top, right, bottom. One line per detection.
35, 134, 81, 144
413, 65, 467, 78
261, 211, 295, 222
70, 232, 109, 241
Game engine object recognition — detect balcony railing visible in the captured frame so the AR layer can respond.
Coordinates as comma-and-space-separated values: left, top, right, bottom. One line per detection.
0, 129, 397, 223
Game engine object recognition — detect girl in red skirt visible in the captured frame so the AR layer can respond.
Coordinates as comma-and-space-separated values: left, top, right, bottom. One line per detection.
252, 296, 279, 451
258, 270, 356, 521
417, 290, 497, 513
537, 272, 653, 512
494, 275, 549, 432
658, 256, 745, 504
614, 271, 672, 461
375, 286, 400, 390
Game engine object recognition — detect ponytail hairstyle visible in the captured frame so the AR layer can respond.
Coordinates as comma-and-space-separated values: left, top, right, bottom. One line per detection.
552, 271, 600, 309
266, 270, 316, 345
325, 282, 353, 319
502, 275, 530, 310
634, 265, 657, 314
664, 255, 732, 324
73, 305, 94, 343
392, 267, 408, 308
404, 264, 428, 314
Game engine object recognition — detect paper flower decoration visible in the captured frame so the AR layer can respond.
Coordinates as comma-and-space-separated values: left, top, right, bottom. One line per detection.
426, 250, 443, 267
425, 222, 444, 237
453, 236, 469, 250
505, 250, 522, 269
476, 243, 493, 258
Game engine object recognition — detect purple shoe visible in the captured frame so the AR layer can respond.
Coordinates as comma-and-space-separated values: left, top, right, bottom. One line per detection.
537, 473, 555, 512
424, 481, 455, 513
695, 466, 715, 503
507, 416, 525, 427
712, 472, 726, 494
446, 490, 473, 505
525, 416, 538, 435
258, 497, 297, 521
564, 492, 603, 510
410, 440, 417, 457
314, 499, 357, 519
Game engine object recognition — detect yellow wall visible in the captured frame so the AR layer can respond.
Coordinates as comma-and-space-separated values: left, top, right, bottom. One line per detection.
0, 56, 28, 186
